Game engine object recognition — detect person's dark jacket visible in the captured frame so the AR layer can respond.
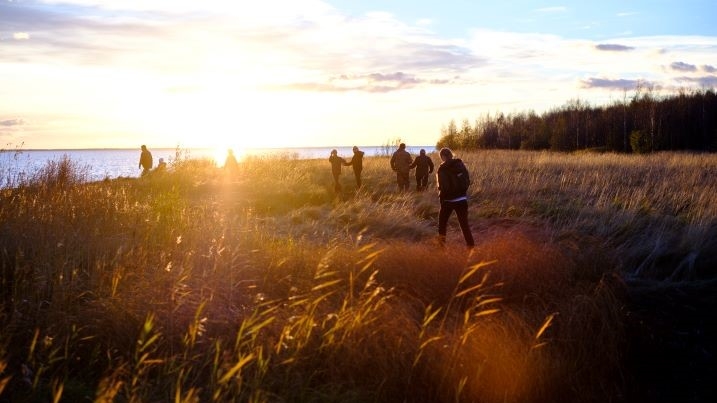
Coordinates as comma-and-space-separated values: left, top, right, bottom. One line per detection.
437, 158, 470, 201
346, 150, 364, 172
390, 149, 412, 174
329, 154, 346, 176
139, 150, 153, 171
410, 154, 434, 177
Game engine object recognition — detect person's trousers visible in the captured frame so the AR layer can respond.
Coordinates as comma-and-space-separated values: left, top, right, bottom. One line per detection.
438, 199, 475, 247
353, 169, 362, 188
416, 174, 428, 190
397, 171, 410, 190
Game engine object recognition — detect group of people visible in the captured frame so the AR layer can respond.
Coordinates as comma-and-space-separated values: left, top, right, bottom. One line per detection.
139, 144, 474, 248
330, 144, 475, 248
138, 144, 165, 176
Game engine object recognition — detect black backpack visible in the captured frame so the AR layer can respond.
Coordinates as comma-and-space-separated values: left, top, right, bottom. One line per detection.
442, 160, 470, 197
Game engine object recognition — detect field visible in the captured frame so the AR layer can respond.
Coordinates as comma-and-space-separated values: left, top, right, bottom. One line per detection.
1, 150, 716, 402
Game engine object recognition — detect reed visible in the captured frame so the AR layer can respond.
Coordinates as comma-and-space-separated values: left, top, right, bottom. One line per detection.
0, 150, 715, 402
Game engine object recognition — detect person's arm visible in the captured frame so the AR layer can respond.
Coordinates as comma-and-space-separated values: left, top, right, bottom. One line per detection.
428, 158, 434, 173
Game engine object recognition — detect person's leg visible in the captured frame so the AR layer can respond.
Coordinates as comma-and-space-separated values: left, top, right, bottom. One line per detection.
415, 175, 421, 191
454, 200, 475, 247
333, 174, 341, 192
419, 174, 428, 190
354, 169, 361, 188
438, 201, 454, 246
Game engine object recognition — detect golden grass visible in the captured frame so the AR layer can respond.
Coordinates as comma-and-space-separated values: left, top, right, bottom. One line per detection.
0, 150, 715, 402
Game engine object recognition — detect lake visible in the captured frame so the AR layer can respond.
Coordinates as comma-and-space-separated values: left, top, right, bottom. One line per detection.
0, 145, 435, 184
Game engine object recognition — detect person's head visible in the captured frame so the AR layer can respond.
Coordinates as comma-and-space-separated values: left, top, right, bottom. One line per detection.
439, 147, 453, 162
228, 148, 234, 155
399, 143, 406, 150
159, 158, 164, 164
419, 149, 426, 156
331, 149, 337, 156
353, 146, 359, 152
141, 145, 147, 151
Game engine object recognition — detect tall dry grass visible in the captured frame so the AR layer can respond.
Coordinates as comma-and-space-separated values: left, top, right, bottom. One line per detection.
0, 150, 715, 402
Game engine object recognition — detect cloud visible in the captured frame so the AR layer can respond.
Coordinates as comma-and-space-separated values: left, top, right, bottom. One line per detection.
0, 118, 25, 127
580, 78, 649, 90
675, 75, 717, 88
703, 65, 717, 73
670, 61, 698, 72
277, 71, 453, 93
595, 43, 634, 51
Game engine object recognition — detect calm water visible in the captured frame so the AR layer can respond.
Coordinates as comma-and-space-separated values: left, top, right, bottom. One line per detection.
0, 145, 435, 184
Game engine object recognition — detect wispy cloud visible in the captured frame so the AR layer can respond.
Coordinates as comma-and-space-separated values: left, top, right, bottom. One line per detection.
702, 65, 717, 73
580, 77, 650, 90
670, 61, 698, 72
0, 118, 25, 127
675, 75, 717, 87
595, 43, 634, 51
276, 72, 453, 93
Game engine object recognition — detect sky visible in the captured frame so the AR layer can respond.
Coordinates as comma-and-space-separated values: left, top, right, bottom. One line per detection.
1, 0, 716, 150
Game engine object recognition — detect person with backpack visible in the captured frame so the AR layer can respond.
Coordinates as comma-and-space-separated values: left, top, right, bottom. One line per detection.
409, 149, 434, 191
436, 147, 475, 248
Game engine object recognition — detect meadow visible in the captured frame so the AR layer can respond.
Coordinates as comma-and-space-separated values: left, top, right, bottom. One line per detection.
1, 150, 716, 402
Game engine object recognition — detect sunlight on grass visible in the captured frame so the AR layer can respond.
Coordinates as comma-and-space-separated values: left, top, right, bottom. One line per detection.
0, 150, 715, 401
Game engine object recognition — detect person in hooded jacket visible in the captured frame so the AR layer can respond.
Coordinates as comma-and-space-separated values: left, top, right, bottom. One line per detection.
436, 147, 475, 248
409, 149, 434, 191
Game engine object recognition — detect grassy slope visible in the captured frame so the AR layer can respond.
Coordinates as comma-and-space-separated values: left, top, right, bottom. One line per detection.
0, 150, 715, 402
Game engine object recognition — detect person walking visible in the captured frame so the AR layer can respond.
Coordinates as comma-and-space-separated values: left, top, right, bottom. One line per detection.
390, 143, 412, 191
436, 147, 475, 248
409, 149, 434, 191
224, 148, 239, 175
329, 149, 347, 193
345, 146, 365, 188
138, 145, 153, 176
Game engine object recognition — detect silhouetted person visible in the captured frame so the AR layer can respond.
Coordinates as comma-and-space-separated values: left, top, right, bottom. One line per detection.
329, 149, 346, 193
436, 147, 474, 248
390, 143, 412, 191
138, 145, 153, 176
155, 157, 167, 172
345, 146, 365, 188
224, 148, 238, 174
409, 149, 434, 191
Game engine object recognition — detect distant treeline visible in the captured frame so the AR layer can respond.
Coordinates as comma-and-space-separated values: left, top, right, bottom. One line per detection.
437, 88, 717, 153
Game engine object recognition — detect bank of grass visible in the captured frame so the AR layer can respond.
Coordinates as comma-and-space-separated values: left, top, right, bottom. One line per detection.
0, 150, 715, 402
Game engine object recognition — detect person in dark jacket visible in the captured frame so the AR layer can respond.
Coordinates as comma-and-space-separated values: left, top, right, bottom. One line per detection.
390, 143, 412, 191
345, 146, 365, 188
436, 147, 475, 248
409, 149, 434, 191
329, 149, 347, 193
138, 145, 153, 176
